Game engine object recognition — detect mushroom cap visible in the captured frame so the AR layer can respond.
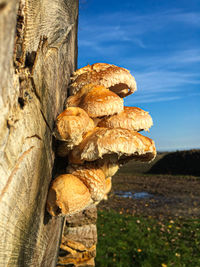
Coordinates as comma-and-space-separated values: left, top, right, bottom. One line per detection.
97, 106, 153, 132
66, 84, 124, 118
69, 63, 137, 97
69, 127, 156, 165
66, 164, 106, 202
56, 116, 95, 157
46, 174, 92, 216
54, 107, 95, 151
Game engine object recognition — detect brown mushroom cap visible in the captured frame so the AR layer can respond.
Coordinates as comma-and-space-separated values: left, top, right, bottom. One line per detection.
69, 63, 137, 97
66, 164, 106, 202
66, 84, 124, 118
97, 106, 153, 132
54, 107, 95, 152
69, 127, 156, 165
46, 174, 92, 216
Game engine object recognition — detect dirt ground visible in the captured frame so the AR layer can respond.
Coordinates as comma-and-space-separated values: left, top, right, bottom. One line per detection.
98, 174, 200, 219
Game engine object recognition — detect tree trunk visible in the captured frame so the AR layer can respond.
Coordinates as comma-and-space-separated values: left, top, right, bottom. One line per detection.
0, 0, 78, 266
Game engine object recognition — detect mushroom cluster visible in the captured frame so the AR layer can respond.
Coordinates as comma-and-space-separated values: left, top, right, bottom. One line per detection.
47, 63, 156, 216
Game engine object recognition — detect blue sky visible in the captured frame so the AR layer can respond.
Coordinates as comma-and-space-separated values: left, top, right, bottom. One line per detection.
78, 0, 200, 151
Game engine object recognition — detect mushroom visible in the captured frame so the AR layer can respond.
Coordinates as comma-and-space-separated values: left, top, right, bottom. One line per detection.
54, 107, 95, 156
69, 127, 156, 165
66, 84, 124, 118
97, 106, 153, 132
46, 174, 93, 216
66, 164, 106, 203
46, 62, 157, 218
69, 63, 137, 97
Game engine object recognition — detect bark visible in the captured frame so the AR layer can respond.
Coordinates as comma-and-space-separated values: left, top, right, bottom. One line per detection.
0, 0, 78, 266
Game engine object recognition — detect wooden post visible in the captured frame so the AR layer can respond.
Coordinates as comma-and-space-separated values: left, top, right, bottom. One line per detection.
0, 0, 78, 266
57, 206, 97, 267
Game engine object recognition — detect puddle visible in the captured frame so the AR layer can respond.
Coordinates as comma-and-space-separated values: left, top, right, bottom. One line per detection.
115, 191, 153, 199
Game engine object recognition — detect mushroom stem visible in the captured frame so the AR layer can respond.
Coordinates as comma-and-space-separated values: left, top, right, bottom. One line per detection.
96, 157, 119, 178
103, 177, 112, 200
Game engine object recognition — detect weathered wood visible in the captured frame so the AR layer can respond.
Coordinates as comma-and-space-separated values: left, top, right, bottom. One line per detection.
0, 0, 78, 266
57, 205, 97, 267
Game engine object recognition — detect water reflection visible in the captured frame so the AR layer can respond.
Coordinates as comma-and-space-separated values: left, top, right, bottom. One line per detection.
115, 191, 153, 199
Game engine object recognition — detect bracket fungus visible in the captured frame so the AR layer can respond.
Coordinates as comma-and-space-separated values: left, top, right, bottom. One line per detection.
47, 62, 156, 217
69, 63, 137, 97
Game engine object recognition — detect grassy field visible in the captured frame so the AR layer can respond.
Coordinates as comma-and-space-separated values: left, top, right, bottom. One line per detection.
96, 210, 200, 267
96, 152, 200, 266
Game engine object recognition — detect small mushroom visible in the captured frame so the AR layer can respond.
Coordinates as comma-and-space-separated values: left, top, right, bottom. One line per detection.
66, 84, 124, 118
54, 107, 95, 155
97, 106, 153, 132
69, 63, 137, 97
66, 164, 106, 203
69, 127, 156, 165
46, 174, 93, 216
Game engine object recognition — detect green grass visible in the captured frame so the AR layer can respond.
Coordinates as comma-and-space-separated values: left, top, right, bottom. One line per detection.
96, 210, 200, 267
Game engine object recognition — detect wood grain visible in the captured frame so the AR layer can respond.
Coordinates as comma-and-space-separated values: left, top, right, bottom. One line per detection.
0, 0, 78, 266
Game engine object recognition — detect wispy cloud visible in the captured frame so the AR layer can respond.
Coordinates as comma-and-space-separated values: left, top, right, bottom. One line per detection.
172, 12, 200, 26
79, 8, 200, 103
122, 48, 200, 70
125, 48, 200, 103
79, 9, 200, 47
134, 70, 200, 92
125, 94, 182, 105
125, 69, 200, 104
